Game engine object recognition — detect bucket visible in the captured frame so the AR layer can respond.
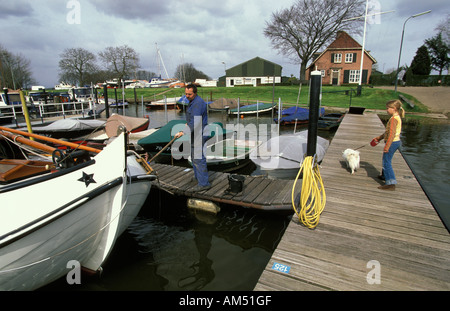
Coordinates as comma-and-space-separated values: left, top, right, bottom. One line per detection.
228, 174, 245, 193
370, 138, 379, 147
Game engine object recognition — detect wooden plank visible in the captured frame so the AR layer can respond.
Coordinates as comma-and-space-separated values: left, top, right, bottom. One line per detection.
255, 112, 450, 291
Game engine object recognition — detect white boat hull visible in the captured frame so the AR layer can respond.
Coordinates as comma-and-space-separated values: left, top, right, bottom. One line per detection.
0, 134, 154, 290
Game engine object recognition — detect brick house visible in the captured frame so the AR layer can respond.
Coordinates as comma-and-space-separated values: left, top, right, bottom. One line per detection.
305, 31, 377, 85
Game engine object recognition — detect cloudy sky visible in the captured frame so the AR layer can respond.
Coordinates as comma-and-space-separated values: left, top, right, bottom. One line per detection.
0, 0, 448, 87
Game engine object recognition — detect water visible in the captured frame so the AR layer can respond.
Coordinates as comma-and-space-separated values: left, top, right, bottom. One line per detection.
40, 105, 449, 291
400, 120, 450, 230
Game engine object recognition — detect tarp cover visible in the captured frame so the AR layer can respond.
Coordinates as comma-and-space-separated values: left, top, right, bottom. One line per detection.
105, 114, 149, 137
250, 131, 329, 169
277, 107, 325, 122
33, 119, 105, 133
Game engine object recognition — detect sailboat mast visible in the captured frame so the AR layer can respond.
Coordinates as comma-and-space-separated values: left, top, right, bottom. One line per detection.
155, 43, 170, 79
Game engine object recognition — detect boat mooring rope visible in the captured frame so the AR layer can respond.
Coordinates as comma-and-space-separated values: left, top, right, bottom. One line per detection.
291, 155, 326, 229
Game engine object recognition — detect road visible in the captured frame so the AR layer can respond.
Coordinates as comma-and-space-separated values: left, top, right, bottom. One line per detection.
376, 86, 449, 115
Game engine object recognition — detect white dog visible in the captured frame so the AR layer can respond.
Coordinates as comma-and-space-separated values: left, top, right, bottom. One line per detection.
342, 149, 360, 174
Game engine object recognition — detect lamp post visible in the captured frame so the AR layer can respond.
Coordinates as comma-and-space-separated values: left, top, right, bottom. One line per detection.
394, 10, 431, 92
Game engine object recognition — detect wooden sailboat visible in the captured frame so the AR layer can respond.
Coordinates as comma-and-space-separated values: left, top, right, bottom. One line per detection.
0, 126, 156, 290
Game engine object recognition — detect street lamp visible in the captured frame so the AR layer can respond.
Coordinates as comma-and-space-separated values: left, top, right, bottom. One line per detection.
394, 10, 431, 92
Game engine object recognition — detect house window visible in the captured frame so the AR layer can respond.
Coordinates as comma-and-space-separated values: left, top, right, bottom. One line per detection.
345, 53, 353, 63
320, 70, 325, 77
334, 53, 342, 63
349, 70, 360, 83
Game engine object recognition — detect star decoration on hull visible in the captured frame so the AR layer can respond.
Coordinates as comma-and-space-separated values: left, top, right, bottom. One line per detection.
78, 172, 96, 187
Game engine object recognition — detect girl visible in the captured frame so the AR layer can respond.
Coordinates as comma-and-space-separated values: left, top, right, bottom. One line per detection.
373, 99, 405, 191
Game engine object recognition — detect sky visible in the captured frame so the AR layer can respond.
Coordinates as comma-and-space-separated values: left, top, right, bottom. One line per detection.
0, 0, 448, 88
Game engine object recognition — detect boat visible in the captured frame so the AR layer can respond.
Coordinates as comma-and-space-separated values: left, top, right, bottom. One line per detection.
228, 102, 275, 115
275, 107, 325, 125
137, 119, 186, 160
138, 120, 233, 162
250, 131, 330, 179
69, 114, 150, 148
188, 138, 261, 172
106, 114, 149, 134
29, 118, 106, 139
318, 113, 344, 131
0, 126, 156, 290
69, 86, 92, 102
109, 101, 129, 108
145, 97, 181, 110
125, 80, 147, 89
54, 82, 74, 90
208, 98, 238, 112
145, 77, 172, 88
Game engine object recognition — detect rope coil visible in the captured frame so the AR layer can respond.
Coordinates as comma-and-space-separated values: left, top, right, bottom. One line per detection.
291, 155, 326, 229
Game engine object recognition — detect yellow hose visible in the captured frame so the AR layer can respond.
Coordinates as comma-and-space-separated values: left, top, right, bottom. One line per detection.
291, 155, 326, 229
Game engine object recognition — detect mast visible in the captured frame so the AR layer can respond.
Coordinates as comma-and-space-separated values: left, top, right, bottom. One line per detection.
155, 43, 170, 79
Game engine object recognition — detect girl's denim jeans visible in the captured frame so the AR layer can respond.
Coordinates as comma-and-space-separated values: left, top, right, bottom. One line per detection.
382, 140, 401, 185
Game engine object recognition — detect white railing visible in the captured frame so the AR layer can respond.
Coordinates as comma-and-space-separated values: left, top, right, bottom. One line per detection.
0, 99, 102, 125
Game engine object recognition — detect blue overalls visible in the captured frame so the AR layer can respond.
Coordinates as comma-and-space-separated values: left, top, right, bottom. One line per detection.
186, 95, 210, 187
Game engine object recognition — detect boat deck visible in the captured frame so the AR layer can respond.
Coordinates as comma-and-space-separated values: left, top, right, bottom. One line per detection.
254, 112, 450, 290
149, 163, 301, 211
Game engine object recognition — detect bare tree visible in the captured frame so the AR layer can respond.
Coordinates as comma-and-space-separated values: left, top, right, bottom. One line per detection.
98, 45, 140, 83
174, 63, 210, 83
1, 45, 36, 89
59, 48, 97, 86
264, 0, 365, 81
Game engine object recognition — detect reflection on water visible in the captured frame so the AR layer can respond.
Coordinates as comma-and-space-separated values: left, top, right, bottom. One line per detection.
41, 190, 290, 291
400, 121, 450, 230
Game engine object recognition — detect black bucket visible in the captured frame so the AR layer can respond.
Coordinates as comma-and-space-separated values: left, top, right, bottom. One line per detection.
227, 174, 245, 194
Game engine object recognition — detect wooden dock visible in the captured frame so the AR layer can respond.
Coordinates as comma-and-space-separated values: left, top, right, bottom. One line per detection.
254, 112, 450, 291
149, 163, 301, 211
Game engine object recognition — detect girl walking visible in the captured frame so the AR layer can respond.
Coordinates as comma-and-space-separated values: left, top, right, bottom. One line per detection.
373, 99, 405, 191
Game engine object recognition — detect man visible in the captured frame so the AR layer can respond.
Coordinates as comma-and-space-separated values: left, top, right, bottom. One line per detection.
175, 84, 211, 192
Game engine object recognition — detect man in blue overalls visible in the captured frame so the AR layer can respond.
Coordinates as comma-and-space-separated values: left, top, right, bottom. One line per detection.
175, 84, 211, 192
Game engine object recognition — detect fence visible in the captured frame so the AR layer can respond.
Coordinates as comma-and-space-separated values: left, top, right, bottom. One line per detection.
0, 100, 101, 126
370, 74, 449, 86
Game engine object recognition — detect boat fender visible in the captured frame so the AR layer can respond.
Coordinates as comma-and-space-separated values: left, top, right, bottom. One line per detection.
187, 198, 220, 215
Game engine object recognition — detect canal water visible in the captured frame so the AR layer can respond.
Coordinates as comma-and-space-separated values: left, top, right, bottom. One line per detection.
41, 105, 449, 291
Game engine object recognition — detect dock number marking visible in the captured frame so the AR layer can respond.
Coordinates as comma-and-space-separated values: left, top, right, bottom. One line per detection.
271, 262, 291, 274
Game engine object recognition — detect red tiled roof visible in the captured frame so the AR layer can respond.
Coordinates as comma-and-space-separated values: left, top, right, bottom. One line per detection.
328, 31, 361, 49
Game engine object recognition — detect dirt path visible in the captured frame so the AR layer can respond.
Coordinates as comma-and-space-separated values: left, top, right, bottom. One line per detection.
376, 86, 449, 115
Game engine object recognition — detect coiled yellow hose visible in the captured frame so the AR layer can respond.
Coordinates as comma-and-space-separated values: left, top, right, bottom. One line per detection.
291, 155, 326, 229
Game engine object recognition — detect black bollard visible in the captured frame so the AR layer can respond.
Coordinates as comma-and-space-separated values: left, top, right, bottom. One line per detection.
103, 83, 109, 118
307, 70, 322, 158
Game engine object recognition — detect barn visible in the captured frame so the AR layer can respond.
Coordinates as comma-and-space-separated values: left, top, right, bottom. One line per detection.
224, 57, 282, 87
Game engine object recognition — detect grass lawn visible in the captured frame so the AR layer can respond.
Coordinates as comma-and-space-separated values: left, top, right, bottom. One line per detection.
68, 85, 430, 114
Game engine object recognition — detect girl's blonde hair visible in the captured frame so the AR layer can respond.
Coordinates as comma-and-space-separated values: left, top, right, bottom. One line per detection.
386, 99, 405, 118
